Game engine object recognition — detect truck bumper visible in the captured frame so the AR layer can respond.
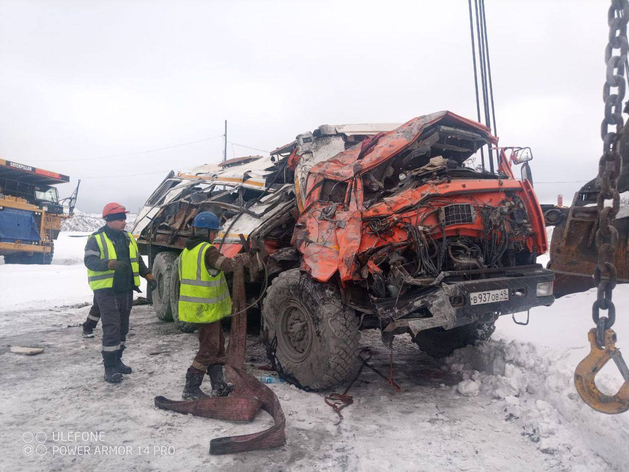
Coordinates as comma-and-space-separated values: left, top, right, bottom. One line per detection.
0, 241, 50, 255
374, 265, 555, 335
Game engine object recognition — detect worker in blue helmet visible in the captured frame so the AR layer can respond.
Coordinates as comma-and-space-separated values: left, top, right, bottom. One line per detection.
178, 211, 251, 399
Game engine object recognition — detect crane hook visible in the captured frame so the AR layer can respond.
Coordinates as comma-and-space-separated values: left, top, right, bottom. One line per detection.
574, 328, 629, 414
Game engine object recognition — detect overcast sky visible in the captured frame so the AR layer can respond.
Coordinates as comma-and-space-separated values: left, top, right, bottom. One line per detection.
0, 0, 607, 213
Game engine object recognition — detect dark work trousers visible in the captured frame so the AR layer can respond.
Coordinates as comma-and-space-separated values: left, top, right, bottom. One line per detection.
191, 322, 226, 372
94, 290, 133, 352
82, 295, 101, 330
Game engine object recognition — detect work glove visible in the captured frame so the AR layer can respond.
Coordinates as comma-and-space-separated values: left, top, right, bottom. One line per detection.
239, 234, 251, 253
253, 239, 268, 258
107, 260, 130, 272
145, 273, 157, 291
242, 235, 267, 259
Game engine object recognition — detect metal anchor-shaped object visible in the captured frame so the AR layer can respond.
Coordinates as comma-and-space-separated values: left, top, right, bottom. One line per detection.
574, 329, 629, 414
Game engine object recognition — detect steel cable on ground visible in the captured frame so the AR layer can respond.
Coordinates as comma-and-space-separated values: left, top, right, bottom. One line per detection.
325, 348, 401, 423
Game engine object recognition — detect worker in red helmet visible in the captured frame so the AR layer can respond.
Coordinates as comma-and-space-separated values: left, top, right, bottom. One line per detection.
83, 202, 157, 383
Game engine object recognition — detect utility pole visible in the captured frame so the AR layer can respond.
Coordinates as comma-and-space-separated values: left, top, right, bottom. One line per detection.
223, 120, 227, 162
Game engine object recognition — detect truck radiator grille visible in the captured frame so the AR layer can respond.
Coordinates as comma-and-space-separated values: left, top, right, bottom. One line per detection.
441, 204, 475, 226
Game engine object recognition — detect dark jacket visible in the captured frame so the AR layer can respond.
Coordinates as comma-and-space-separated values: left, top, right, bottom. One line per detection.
185, 236, 250, 273
84, 225, 150, 293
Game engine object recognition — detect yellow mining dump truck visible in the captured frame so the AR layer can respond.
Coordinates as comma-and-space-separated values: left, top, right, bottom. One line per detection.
0, 159, 78, 264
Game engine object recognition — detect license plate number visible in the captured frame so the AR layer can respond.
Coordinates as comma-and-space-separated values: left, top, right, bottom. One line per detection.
469, 289, 509, 306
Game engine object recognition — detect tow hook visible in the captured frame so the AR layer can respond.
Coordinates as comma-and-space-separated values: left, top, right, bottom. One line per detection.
574, 328, 629, 414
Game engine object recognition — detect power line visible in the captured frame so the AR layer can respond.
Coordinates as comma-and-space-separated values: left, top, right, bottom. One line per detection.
228, 141, 269, 153
32, 134, 225, 163
80, 169, 173, 180
76, 140, 270, 179
535, 180, 588, 184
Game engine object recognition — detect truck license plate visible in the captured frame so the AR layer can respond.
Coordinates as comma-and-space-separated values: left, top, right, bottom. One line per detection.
469, 289, 509, 306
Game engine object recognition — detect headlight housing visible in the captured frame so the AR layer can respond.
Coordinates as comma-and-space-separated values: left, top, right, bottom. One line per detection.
536, 281, 553, 297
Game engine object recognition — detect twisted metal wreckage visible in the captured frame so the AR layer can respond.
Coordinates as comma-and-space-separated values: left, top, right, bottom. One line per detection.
140, 111, 557, 453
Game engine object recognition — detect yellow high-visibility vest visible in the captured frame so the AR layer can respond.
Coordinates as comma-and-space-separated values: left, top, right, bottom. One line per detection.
86, 232, 141, 291
178, 242, 231, 324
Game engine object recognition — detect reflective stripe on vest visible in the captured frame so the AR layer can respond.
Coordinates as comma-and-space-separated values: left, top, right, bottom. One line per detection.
177, 242, 231, 324
86, 232, 141, 291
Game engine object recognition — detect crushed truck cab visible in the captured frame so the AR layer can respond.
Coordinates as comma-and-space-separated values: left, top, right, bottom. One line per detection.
133, 111, 554, 390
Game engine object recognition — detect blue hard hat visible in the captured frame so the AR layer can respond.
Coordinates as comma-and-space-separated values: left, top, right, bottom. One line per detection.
192, 211, 221, 230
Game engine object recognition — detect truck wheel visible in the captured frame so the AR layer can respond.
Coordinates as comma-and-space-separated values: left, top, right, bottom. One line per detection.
412, 321, 496, 358
40, 248, 54, 265
4, 253, 26, 264
261, 269, 360, 391
35, 248, 54, 265
3, 251, 52, 264
151, 252, 177, 322
170, 280, 196, 333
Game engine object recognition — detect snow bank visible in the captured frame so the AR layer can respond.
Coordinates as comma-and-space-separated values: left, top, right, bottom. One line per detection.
0, 232, 148, 315
61, 210, 103, 232
62, 210, 137, 232
487, 273, 629, 472
447, 335, 627, 471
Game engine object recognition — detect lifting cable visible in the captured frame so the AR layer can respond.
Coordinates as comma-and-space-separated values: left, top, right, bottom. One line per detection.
468, 0, 498, 173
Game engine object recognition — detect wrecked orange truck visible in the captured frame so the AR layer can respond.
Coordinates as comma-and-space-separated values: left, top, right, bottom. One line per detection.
132, 111, 554, 390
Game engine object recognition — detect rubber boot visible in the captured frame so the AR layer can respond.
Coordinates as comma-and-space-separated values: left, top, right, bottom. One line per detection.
182, 368, 209, 400
207, 364, 234, 397
82, 317, 96, 338
82, 306, 99, 338
115, 347, 132, 374
102, 352, 123, 384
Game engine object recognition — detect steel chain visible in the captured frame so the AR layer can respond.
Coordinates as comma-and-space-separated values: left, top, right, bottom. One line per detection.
592, 0, 629, 346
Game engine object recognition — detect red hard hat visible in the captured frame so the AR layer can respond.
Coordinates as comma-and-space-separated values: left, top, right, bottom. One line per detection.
102, 202, 129, 218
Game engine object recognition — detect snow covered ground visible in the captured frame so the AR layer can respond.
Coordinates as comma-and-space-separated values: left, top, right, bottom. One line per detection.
1, 233, 628, 472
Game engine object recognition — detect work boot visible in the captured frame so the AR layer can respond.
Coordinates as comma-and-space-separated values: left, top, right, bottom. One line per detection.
82, 325, 94, 338
207, 364, 234, 397
115, 348, 132, 374
102, 352, 123, 384
182, 368, 209, 400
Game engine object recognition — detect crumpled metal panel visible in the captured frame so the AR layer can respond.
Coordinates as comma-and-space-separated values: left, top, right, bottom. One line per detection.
291, 204, 341, 281
292, 112, 499, 283
295, 169, 545, 284
309, 111, 494, 181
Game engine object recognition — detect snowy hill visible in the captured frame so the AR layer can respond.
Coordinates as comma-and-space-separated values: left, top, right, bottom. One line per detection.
62, 210, 137, 233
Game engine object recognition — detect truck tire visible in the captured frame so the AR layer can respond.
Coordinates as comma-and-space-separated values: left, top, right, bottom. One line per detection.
4, 250, 52, 264
412, 321, 496, 358
40, 248, 54, 265
261, 269, 361, 391
34, 247, 54, 265
151, 252, 177, 322
4, 253, 26, 264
